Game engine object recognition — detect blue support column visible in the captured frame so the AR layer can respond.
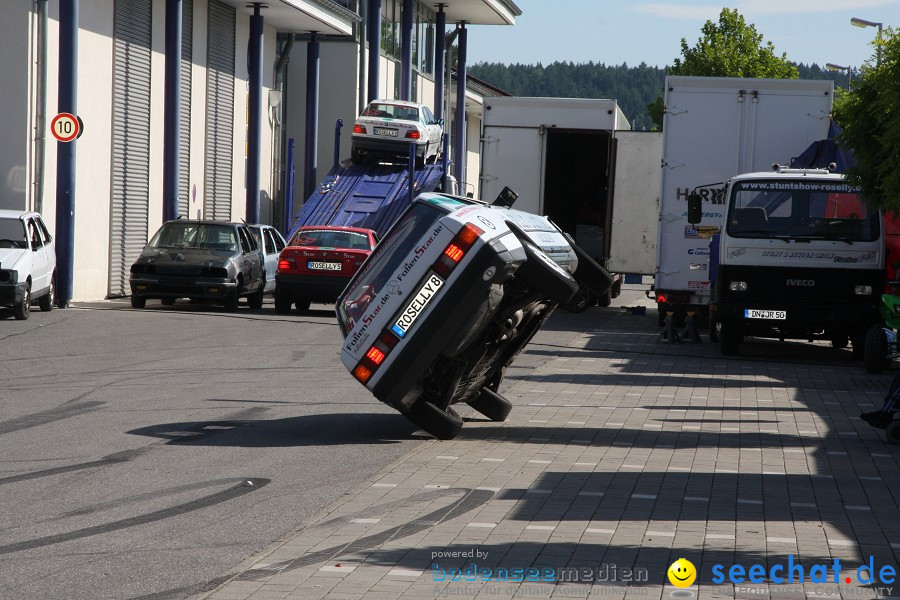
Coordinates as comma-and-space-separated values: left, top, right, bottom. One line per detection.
303, 32, 320, 202
433, 5, 446, 120
366, 0, 381, 103
163, 0, 181, 222
453, 23, 467, 188
56, 0, 77, 308
246, 4, 264, 224
400, 0, 413, 101
283, 138, 295, 236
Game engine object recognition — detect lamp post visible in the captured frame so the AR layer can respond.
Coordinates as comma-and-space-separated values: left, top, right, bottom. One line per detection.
850, 17, 883, 65
825, 63, 851, 90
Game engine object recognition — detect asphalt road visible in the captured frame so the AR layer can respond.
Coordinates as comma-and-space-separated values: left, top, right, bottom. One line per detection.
0, 292, 626, 600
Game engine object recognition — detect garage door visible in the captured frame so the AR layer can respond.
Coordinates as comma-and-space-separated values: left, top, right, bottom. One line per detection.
204, 0, 235, 221
109, 0, 152, 297
179, 0, 193, 218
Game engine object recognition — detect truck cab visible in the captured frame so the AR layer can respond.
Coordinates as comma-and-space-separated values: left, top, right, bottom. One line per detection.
710, 167, 884, 355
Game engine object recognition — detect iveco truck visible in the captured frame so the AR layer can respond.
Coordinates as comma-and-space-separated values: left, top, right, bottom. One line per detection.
705, 167, 884, 355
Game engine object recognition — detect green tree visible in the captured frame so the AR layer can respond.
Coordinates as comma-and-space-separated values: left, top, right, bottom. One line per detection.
836, 29, 900, 211
650, 8, 798, 129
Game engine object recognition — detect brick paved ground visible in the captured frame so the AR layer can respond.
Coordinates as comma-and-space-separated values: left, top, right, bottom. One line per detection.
200, 296, 900, 600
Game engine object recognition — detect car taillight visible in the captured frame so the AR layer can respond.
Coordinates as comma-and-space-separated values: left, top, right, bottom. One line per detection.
657, 293, 667, 304
353, 331, 400, 384
278, 258, 295, 273
353, 124, 366, 134
433, 223, 484, 279
405, 130, 421, 139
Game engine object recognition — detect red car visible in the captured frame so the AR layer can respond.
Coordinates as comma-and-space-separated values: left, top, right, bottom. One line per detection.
275, 226, 379, 314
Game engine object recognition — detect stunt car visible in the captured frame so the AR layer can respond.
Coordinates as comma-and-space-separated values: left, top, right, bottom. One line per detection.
336, 192, 611, 439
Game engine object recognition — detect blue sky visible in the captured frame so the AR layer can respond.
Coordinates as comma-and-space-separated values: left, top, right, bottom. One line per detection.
467, 1, 899, 70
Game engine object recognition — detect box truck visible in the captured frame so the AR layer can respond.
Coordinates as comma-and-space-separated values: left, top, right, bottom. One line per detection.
479, 97, 662, 305
655, 76, 835, 323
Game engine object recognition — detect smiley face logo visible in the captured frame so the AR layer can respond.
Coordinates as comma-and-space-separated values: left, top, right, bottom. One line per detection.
668, 558, 697, 587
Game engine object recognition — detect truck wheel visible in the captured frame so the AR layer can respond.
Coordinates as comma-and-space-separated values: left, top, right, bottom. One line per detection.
864, 325, 889, 374
515, 242, 578, 304
719, 321, 741, 356
405, 400, 463, 440
467, 388, 512, 422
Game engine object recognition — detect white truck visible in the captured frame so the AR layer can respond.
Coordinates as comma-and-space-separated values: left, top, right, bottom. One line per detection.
479, 97, 662, 306
655, 76, 835, 324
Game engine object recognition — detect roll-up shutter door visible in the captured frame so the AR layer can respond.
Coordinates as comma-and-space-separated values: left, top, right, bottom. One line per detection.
179, 0, 193, 218
109, 0, 152, 297
204, 0, 235, 221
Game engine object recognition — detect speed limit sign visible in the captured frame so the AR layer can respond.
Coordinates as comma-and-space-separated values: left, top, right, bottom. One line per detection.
51, 112, 82, 142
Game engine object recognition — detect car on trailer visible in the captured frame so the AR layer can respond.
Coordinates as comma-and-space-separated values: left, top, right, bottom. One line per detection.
351, 99, 443, 166
336, 192, 611, 439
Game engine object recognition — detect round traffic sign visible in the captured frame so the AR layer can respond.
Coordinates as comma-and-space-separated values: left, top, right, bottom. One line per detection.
51, 112, 80, 142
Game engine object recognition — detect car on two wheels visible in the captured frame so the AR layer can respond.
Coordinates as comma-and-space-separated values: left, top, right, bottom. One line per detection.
336, 192, 611, 440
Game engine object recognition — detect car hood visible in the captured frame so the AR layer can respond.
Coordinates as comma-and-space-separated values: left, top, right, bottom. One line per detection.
135, 248, 237, 272
0, 248, 27, 270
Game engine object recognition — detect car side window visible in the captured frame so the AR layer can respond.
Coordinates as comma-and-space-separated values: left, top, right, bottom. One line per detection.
272, 230, 286, 252
238, 228, 252, 253
28, 219, 43, 249
423, 106, 435, 125
262, 230, 275, 255
36, 217, 52, 243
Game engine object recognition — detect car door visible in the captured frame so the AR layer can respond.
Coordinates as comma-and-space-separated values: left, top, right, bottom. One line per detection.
262, 227, 285, 292
422, 106, 442, 149
36, 216, 56, 274
238, 226, 263, 291
27, 218, 50, 294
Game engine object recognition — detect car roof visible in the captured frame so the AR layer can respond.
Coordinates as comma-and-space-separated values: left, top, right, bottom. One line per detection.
297, 225, 376, 234
367, 99, 427, 109
163, 219, 245, 227
0, 209, 40, 220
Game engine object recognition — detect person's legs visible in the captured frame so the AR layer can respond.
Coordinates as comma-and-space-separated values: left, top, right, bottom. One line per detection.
861, 372, 900, 429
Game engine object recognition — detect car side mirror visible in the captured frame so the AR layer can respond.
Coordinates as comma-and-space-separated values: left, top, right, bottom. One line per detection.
687, 193, 702, 225
437, 119, 444, 126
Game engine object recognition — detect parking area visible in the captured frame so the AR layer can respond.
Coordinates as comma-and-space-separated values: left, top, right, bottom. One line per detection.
2, 286, 899, 600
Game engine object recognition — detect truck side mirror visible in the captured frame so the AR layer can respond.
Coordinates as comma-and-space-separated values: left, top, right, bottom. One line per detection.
687, 193, 702, 225
493, 186, 518, 208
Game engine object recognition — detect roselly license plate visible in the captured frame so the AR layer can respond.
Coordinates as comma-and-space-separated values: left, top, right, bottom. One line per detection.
391, 274, 444, 338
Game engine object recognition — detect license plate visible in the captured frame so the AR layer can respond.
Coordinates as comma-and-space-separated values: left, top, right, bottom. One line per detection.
391, 274, 444, 338
373, 127, 398, 137
744, 309, 786, 320
308, 261, 342, 271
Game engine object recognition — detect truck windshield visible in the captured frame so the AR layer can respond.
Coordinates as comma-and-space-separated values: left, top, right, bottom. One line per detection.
336, 201, 448, 336
726, 179, 878, 242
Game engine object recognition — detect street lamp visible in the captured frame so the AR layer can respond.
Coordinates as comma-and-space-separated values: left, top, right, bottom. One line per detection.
825, 63, 852, 90
850, 17, 884, 65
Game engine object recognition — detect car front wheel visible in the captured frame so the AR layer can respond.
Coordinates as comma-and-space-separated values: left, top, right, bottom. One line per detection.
405, 401, 463, 440
13, 282, 30, 320
131, 296, 146, 309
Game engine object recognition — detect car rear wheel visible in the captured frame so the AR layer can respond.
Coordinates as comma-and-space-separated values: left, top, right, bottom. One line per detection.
274, 289, 292, 314
39, 275, 55, 312
405, 401, 463, 440
295, 298, 311, 314
515, 241, 578, 304
13, 282, 30, 320
160, 297, 176, 306
466, 388, 512, 422
248, 281, 264, 310
130, 296, 146, 309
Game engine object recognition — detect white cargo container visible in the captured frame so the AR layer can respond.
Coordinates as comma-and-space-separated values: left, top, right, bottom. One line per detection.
479, 97, 662, 296
655, 76, 834, 320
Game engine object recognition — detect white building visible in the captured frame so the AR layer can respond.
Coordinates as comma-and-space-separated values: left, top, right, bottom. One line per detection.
0, 0, 519, 302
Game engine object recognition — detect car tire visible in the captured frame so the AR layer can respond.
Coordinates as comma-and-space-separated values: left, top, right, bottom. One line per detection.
248, 282, 264, 310
295, 298, 311, 314
596, 289, 612, 307
13, 282, 30, 320
274, 289, 292, 315
39, 274, 55, 312
224, 281, 241, 313
886, 420, 900, 444
130, 295, 146, 309
351, 146, 363, 165
405, 400, 463, 440
466, 388, 512, 422
515, 241, 578, 304
864, 325, 889, 374
563, 285, 595, 313
718, 320, 741, 356
160, 298, 176, 306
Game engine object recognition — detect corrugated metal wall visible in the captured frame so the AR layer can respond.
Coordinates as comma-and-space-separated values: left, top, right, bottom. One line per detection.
109, 0, 152, 297
204, 0, 235, 221
179, 0, 193, 218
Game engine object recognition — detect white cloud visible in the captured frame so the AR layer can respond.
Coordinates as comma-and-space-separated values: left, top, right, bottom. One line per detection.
632, 0, 899, 19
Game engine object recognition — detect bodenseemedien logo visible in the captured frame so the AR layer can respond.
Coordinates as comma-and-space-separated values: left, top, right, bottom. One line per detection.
668, 558, 697, 587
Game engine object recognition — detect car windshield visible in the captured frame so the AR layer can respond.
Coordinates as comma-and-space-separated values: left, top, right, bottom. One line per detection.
149, 222, 239, 251
290, 229, 371, 250
361, 103, 419, 122
0, 218, 27, 249
726, 179, 879, 242
337, 202, 447, 335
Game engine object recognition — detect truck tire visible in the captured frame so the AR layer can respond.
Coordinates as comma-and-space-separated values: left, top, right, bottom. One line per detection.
467, 388, 512, 422
515, 242, 578, 304
405, 400, 463, 440
864, 325, 889, 374
718, 321, 741, 356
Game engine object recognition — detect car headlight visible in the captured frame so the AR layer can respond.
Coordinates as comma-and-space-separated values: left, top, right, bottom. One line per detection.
854, 285, 873, 295
729, 281, 747, 292
0, 270, 17, 284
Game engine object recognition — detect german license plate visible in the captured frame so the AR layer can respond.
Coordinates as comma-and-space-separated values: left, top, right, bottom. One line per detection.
391, 274, 444, 338
744, 309, 786, 320
373, 127, 398, 137
308, 261, 342, 271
